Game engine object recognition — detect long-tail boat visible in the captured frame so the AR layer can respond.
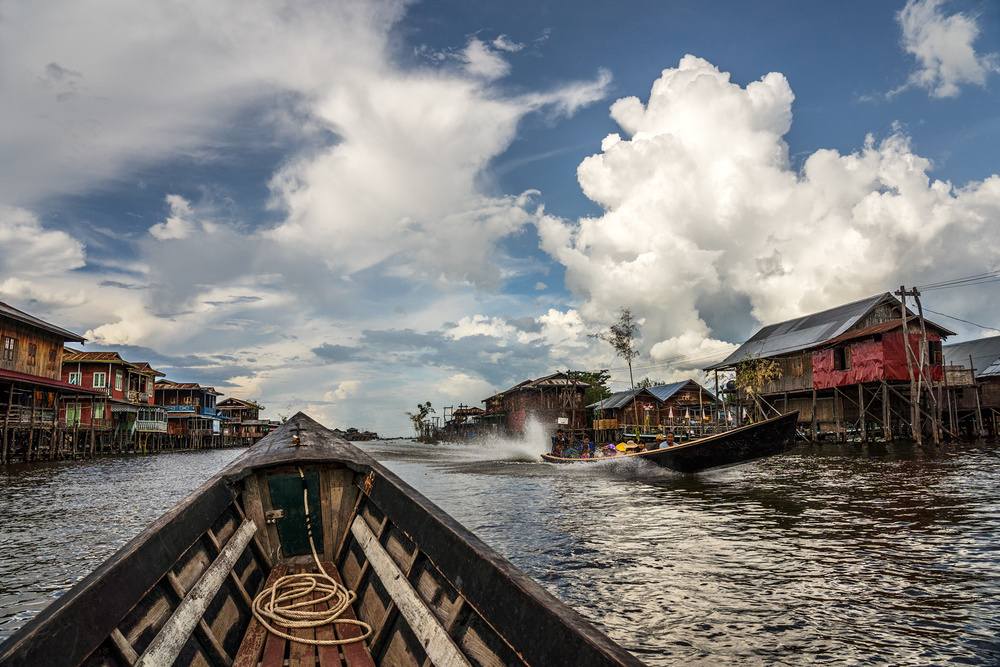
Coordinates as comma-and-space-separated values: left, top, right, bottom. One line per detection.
541, 411, 801, 473
0, 412, 645, 667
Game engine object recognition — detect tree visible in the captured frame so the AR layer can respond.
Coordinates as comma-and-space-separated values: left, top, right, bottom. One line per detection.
405, 401, 436, 443
589, 307, 642, 428
734, 356, 782, 422
637, 377, 666, 389
567, 369, 613, 406
589, 307, 641, 389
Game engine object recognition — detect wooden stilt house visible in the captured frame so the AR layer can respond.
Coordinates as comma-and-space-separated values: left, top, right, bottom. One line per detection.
705, 292, 955, 443
481, 372, 590, 434
942, 337, 1000, 436
1, 300, 101, 462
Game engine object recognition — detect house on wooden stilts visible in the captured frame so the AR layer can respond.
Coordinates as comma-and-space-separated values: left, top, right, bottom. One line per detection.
1, 300, 103, 463
481, 372, 590, 436
942, 337, 1000, 437
704, 292, 955, 444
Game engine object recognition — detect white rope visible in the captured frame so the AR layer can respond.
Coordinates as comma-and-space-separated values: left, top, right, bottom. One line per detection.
251, 468, 373, 646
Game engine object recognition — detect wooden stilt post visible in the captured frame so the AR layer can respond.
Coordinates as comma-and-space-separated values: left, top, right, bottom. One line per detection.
859, 383, 868, 443
811, 388, 818, 442
882, 381, 892, 441
897, 287, 921, 444
2, 384, 13, 464
833, 388, 842, 442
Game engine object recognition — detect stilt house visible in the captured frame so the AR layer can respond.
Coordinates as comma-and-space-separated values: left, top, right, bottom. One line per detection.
1, 301, 101, 463
589, 380, 718, 430
61, 349, 167, 437
481, 372, 590, 433
154, 380, 224, 439
705, 292, 955, 442
942, 337, 1000, 436
217, 397, 275, 441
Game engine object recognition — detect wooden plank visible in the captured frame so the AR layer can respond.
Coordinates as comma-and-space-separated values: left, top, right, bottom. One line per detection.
242, 474, 276, 564
350, 516, 471, 667
232, 566, 288, 667
135, 519, 256, 667
323, 564, 376, 667
110, 627, 140, 664
288, 566, 316, 667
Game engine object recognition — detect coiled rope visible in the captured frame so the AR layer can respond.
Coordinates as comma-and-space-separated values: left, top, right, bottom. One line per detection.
251, 468, 373, 646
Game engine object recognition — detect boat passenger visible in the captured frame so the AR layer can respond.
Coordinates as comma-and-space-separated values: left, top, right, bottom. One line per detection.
659, 432, 675, 449
582, 436, 595, 457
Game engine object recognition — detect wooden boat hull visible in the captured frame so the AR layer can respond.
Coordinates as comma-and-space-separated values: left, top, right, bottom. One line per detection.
0, 413, 645, 667
542, 411, 801, 473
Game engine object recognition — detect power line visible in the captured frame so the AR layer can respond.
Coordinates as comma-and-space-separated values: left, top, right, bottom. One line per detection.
917, 271, 1000, 291
921, 307, 1000, 333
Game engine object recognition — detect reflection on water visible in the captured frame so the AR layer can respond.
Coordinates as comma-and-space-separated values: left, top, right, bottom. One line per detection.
2, 435, 999, 665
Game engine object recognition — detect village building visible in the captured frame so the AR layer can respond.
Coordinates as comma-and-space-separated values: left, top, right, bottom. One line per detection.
705, 292, 955, 443
61, 349, 167, 446
1, 300, 100, 462
154, 380, 225, 442
481, 372, 590, 434
588, 380, 720, 442
942, 337, 1000, 436
217, 397, 277, 442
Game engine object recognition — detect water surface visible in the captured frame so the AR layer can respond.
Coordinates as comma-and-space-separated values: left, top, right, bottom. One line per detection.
2, 437, 999, 665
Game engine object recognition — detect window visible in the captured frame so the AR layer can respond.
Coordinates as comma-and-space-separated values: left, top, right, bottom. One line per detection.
791, 356, 803, 378
93, 372, 107, 389
2, 336, 16, 361
94, 402, 105, 420
27, 343, 37, 366
115, 370, 123, 391
834, 347, 851, 371
929, 340, 943, 365
68, 372, 82, 385
66, 402, 80, 426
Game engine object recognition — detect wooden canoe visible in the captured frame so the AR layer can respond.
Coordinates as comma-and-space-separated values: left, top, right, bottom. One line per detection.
0, 412, 645, 667
542, 411, 801, 473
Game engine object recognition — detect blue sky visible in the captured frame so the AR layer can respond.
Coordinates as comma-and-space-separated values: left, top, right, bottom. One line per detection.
1, 0, 998, 435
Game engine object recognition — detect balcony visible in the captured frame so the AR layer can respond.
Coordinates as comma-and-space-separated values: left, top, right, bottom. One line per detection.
136, 419, 168, 433
126, 390, 152, 404
164, 405, 197, 413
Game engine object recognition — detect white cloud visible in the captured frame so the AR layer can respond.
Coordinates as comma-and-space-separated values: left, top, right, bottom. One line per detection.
0, 206, 86, 276
148, 195, 197, 240
539, 55, 1000, 379
894, 0, 999, 98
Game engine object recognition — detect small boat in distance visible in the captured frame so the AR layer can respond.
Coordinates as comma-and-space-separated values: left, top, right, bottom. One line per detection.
542, 411, 801, 473
0, 412, 645, 667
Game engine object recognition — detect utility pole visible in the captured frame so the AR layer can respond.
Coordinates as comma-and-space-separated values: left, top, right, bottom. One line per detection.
896, 286, 921, 445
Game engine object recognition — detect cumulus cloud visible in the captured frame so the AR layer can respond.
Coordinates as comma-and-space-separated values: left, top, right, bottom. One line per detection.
894, 0, 999, 98
148, 195, 197, 240
538, 55, 1000, 378
0, 206, 86, 276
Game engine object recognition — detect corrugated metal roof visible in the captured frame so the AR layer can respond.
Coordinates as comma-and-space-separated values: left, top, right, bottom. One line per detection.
705, 292, 955, 370
646, 380, 689, 402
63, 351, 126, 363
943, 337, 1000, 379
0, 300, 86, 343
588, 388, 644, 411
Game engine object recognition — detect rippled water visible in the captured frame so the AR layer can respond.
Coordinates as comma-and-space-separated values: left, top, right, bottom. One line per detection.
357, 436, 1000, 666
0, 449, 247, 640
2, 438, 999, 665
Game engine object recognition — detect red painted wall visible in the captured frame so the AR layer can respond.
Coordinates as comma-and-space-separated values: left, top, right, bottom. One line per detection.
813, 332, 943, 389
